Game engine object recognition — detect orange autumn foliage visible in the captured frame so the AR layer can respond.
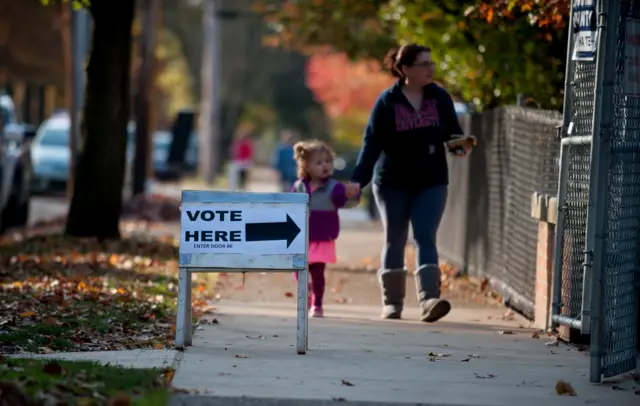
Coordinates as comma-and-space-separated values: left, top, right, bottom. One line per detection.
306, 51, 395, 118
469, 0, 570, 29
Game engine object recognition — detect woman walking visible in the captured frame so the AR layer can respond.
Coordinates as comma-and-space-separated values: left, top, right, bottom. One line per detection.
348, 44, 473, 322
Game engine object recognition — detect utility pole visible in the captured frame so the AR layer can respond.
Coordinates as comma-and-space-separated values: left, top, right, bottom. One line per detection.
133, 0, 160, 196
62, 2, 77, 199
64, 4, 91, 199
73, 9, 91, 121
199, 0, 222, 185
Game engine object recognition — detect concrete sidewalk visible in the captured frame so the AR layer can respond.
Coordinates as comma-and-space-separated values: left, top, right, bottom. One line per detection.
171, 302, 639, 406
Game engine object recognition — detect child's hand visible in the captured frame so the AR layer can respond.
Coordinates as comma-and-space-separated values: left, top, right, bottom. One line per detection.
345, 182, 361, 199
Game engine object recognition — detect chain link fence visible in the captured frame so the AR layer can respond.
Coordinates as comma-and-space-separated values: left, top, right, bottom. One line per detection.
600, 0, 640, 377
559, 60, 597, 322
551, 0, 638, 381
439, 0, 639, 382
437, 107, 561, 318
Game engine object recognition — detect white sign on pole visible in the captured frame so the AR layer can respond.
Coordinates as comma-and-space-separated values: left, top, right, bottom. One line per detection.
175, 190, 309, 354
572, 0, 598, 61
624, 18, 640, 97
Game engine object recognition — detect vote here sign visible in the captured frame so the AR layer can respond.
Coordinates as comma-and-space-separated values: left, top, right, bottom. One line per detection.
180, 201, 306, 256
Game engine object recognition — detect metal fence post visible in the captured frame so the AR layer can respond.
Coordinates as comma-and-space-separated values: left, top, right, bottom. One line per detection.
585, 0, 620, 384
551, 0, 576, 330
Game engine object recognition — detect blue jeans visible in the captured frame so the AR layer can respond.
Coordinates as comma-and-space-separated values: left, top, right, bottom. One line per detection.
373, 185, 448, 271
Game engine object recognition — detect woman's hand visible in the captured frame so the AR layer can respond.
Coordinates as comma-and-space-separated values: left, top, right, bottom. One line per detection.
345, 182, 361, 199
447, 136, 476, 158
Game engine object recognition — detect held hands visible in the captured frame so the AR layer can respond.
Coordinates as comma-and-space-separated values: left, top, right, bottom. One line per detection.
345, 182, 361, 199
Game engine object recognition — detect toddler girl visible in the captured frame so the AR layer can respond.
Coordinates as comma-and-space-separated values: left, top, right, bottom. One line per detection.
291, 140, 360, 317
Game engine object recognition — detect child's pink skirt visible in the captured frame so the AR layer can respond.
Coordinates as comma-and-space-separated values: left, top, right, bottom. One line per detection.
308, 240, 337, 264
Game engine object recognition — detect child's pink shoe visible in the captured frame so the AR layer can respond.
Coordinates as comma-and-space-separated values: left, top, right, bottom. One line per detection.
310, 307, 324, 318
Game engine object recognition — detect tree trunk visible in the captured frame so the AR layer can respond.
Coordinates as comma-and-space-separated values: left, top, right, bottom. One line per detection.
65, 0, 135, 240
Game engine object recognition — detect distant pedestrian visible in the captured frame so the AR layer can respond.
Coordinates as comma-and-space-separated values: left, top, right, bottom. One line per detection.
346, 44, 474, 323
290, 140, 360, 318
230, 132, 254, 190
271, 130, 297, 192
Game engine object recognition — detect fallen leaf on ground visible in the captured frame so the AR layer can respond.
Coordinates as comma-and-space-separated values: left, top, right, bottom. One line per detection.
532, 332, 540, 339
42, 361, 63, 376
341, 379, 355, 387
0, 382, 32, 405
545, 339, 560, 347
0, 233, 217, 354
108, 392, 131, 406
555, 380, 577, 396
427, 352, 451, 357
284, 292, 294, 298
474, 373, 499, 379
234, 354, 250, 359
502, 309, 515, 321
498, 330, 515, 335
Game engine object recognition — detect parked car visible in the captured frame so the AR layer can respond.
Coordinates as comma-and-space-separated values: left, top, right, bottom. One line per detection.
454, 101, 472, 117
152, 130, 198, 180
0, 94, 32, 233
31, 112, 135, 194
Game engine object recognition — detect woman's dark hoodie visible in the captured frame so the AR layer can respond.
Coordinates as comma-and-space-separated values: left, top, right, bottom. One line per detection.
350, 80, 464, 190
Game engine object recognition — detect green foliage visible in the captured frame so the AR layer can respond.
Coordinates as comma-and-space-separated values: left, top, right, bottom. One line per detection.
0, 358, 171, 405
382, 0, 566, 109
40, 0, 91, 10
261, 0, 569, 110
259, 0, 395, 60
154, 28, 195, 118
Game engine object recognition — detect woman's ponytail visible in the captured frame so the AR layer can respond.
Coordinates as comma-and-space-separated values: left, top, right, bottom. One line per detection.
383, 47, 402, 78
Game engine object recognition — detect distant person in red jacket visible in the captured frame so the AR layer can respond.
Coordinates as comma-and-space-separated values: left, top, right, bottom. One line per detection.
230, 132, 254, 190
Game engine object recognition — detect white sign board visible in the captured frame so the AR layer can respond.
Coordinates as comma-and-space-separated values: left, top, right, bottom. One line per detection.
180, 203, 306, 255
624, 18, 640, 97
572, 0, 598, 61
175, 190, 310, 355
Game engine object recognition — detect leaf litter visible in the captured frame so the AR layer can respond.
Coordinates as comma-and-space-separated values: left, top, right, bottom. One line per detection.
0, 356, 172, 405
0, 233, 218, 354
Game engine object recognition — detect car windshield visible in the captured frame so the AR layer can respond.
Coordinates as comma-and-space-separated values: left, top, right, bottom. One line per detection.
154, 137, 171, 148
39, 127, 69, 147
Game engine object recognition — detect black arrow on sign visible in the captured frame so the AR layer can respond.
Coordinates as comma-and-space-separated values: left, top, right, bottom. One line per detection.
245, 214, 301, 248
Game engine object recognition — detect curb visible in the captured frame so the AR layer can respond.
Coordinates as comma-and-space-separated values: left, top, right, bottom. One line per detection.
169, 395, 496, 406
169, 348, 184, 373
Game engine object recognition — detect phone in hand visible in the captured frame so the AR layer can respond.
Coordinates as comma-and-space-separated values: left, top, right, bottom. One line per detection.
446, 135, 477, 156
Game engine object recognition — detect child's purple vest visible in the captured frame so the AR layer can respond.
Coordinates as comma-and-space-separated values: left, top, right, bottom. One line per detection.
292, 179, 341, 242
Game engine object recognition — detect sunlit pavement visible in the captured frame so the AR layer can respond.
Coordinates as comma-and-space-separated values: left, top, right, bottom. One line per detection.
169, 302, 640, 406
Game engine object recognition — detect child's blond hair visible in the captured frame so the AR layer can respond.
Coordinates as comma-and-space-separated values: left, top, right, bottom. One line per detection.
293, 140, 335, 179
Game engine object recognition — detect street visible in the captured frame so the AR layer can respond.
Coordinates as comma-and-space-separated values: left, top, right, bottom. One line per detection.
29, 194, 68, 225
28, 167, 372, 230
